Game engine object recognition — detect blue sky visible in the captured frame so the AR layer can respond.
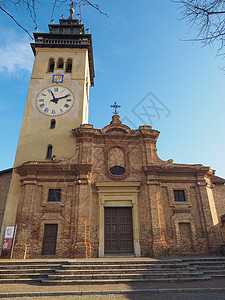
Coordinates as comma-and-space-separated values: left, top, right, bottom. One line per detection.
0, 0, 225, 177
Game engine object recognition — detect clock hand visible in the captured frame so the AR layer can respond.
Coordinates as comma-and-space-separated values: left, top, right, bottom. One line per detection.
49, 90, 58, 104
50, 90, 56, 98
54, 94, 70, 101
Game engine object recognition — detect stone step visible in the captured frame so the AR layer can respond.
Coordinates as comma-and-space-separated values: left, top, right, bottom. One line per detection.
0, 273, 49, 279
0, 269, 55, 274
65, 258, 225, 265
202, 269, 225, 275
54, 269, 225, 276
60, 263, 225, 271
41, 276, 212, 285
0, 278, 44, 284
182, 257, 225, 261
60, 263, 191, 269
188, 261, 225, 266
0, 264, 62, 270
55, 267, 198, 275
194, 265, 225, 269
211, 274, 225, 278
0, 261, 66, 265
47, 271, 206, 280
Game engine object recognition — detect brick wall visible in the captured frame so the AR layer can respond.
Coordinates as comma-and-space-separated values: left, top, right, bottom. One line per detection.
10, 117, 224, 258
213, 184, 225, 243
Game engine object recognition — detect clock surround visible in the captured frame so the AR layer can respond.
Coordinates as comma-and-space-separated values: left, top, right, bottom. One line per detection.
36, 86, 75, 116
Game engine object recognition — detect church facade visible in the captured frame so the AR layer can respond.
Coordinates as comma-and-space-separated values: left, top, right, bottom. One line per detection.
0, 13, 224, 259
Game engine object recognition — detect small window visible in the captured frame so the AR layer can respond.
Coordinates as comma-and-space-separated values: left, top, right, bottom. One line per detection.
50, 119, 56, 129
48, 189, 61, 202
57, 58, 64, 69
46, 145, 53, 159
66, 59, 72, 73
48, 58, 54, 72
174, 190, 186, 202
110, 166, 125, 176
70, 28, 74, 34
59, 28, 63, 34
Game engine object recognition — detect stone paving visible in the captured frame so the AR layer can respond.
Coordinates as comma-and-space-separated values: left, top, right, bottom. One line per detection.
0, 279, 225, 299
2, 292, 225, 300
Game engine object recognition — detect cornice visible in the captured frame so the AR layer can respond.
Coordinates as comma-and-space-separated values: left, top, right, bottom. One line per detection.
15, 161, 92, 176
72, 120, 160, 142
142, 163, 212, 175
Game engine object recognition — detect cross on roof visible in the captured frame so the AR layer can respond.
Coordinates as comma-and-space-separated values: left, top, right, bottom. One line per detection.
110, 102, 121, 115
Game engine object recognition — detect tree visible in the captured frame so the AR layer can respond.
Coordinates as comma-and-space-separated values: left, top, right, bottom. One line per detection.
0, 0, 107, 39
174, 0, 225, 55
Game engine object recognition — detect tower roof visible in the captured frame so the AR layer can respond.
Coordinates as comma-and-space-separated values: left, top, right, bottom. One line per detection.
30, 17, 95, 86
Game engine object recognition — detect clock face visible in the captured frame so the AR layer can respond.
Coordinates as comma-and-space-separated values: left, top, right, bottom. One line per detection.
36, 86, 74, 116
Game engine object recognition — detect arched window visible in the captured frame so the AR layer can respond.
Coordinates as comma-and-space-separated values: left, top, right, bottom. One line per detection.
70, 28, 74, 34
48, 58, 55, 72
66, 59, 72, 73
50, 119, 56, 129
59, 28, 63, 34
57, 58, 64, 69
110, 166, 125, 176
46, 145, 53, 159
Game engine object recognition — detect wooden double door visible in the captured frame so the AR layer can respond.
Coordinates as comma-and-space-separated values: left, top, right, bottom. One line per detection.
104, 207, 134, 254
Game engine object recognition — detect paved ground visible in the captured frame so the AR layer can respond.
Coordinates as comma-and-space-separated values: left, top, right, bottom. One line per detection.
1, 280, 225, 299
1, 278, 225, 293
2, 292, 225, 300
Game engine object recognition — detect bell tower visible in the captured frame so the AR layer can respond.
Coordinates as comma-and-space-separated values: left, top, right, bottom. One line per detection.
1, 11, 94, 243
16, 12, 94, 166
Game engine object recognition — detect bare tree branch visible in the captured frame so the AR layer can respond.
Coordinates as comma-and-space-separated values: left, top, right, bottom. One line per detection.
174, 0, 225, 54
0, 5, 34, 39
82, 0, 108, 17
0, 0, 107, 39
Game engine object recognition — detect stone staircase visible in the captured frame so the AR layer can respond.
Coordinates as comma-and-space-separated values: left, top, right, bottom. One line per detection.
0, 261, 63, 284
0, 257, 225, 285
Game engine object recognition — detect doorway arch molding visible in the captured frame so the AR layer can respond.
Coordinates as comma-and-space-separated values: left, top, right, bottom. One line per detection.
95, 181, 141, 257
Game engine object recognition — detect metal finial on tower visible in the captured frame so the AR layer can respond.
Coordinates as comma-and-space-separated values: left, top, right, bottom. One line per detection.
110, 102, 121, 115
69, 7, 75, 19
69, 0, 75, 19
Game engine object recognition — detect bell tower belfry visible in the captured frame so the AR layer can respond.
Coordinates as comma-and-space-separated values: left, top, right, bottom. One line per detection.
1, 11, 94, 244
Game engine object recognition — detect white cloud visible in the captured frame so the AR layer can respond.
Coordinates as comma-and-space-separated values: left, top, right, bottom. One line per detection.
0, 31, 33, 74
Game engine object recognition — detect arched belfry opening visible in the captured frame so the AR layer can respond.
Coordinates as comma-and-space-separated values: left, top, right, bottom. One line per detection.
66, 59, 72, 72
57, 58, 64, 69
48, 58, 55, 72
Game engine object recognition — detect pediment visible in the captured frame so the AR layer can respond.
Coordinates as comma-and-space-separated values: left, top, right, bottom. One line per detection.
101, 115, 132, 135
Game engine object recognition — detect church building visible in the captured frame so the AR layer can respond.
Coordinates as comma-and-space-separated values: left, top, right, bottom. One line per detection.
0, 11, 225, 259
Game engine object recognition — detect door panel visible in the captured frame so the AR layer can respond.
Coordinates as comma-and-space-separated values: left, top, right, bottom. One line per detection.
42, 224, 58, 255
105, 207, 134, 253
